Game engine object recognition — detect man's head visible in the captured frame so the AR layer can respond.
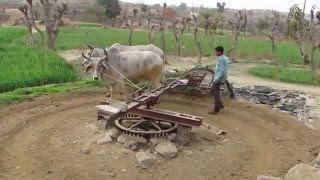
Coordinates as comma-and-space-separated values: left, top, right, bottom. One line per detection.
215, 46, 224, 56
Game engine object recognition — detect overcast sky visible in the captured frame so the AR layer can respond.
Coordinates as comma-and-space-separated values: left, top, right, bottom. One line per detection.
123, 0, 319, 12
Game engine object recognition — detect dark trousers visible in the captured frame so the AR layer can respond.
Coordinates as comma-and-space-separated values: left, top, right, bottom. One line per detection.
210, 82, 224, 112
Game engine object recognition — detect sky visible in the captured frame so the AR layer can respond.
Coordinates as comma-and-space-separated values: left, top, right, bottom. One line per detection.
123, 0, 319, 12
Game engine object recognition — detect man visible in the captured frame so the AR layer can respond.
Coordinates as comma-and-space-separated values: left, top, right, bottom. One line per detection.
209, 46, 229, 114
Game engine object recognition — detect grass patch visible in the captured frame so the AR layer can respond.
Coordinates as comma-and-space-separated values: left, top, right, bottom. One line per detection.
249, 64, 320, 85
0, 80, 103, 105
55, 26, 302, 64
0, 27, 78, 93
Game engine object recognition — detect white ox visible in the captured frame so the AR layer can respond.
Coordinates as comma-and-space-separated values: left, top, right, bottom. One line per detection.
82, 47, 163, 101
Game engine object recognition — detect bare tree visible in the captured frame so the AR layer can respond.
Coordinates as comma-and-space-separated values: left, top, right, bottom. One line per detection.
201, 12, 210, 36
128, 9, 138, 46
19, 0, 44, 46
172, 17, 191, 57
159, 3, 167, 63
290, 5, 320, 78
192, 14, 202, 64
41, 0, 67, 50
268, 11, 282, 60
227, 9, 247, 61
288, 5, 309, 65
19, 5, 36, 45
209, 16, 220, 49
146, 10, 157, 44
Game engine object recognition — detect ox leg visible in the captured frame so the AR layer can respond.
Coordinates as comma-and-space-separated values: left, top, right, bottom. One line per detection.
121, 81, 129, 102
108, 84, 115, 102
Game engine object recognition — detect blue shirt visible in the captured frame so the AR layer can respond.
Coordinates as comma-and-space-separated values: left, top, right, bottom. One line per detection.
214, 55, 229, 83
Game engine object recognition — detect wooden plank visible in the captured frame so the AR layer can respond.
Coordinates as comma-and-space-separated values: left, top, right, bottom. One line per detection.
109, 100, 128, 112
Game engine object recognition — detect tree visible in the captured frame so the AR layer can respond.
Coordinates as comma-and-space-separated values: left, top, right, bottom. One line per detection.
201, 12, 211, 36
163, 7, 177, 20
193, 14, 202, 64
256, 16, 269, 34
268, 11, 282, 59
172, 17, 191, 57
41, 0, 68, 50
97, 0, 121, 19
140, 3, 148, 13
19, 0, 44, 46
289, 4, 320, 78
227, 9, 247, 61
178, 2, 187, 11
128, 9, 138, 46
159, 3, 167, 63
217, 2, 226, 14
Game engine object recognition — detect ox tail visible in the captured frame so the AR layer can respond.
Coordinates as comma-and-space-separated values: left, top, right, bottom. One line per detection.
85, 31, 95, 50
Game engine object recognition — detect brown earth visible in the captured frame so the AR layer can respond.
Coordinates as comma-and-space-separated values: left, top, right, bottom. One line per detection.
0, 89, 319, 180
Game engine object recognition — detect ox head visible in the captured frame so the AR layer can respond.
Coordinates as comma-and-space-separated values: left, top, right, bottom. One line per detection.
82, 50, 109, 80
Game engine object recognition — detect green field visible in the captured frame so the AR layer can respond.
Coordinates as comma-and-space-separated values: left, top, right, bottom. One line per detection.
249, 64, 320, 85
0, 27, 77, 93
55, 26, 302, 64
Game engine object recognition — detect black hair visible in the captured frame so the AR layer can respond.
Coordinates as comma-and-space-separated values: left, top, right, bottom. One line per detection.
215, 46, 224, 54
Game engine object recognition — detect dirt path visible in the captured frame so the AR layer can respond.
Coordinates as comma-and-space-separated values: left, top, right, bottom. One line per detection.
0, 90, 319, 179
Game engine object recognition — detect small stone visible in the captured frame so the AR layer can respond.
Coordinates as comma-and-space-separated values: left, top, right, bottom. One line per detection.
183, 150, 194, 156
150, 138, 167, 146
106, 128, 121, 140
167, 133, 177, 142
124, 140, 138, 151
117, 134, 128, 144
109, 172, 115, 177
136, 152, 157, 169
97, 135, 113, 145
82, 148, 90, 154
155, 141, 178, 158
16, 167, 20, 170
257, 175, 282, 180
313, 153, 320, 166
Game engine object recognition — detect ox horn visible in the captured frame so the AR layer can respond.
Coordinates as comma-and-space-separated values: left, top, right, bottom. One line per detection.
85, 31, 95, 50
82, 53, 92, 61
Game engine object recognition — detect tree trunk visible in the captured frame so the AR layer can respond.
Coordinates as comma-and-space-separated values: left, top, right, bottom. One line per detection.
310, 47, 316, 71
29, 3, 44, 46
128, 19, 134, 46
194, 28, 202, 64
269, 34, 275, 60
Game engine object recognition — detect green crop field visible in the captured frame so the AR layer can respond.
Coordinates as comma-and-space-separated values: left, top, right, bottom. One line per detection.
0, 27, 77, 93
249, 64, 320, 85
55, 26, 302, 64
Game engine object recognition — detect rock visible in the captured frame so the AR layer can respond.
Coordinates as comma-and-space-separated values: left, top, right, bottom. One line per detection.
312, 153, 320, 166
285, 164, 320, 180
257, 175, 283, 180
109, 172, 115, 177
117, 134, 147, 145
167, 133, 177, 142
82, 148, 90, 154
182, 150, 194, 156
253, 86, 273, 94
124, 140, 138, 151
155, 141, 178, 158
106, 128, 121, 140
97, 135, 113, 145
150, 138, 167, 146
136, 152, 157, 169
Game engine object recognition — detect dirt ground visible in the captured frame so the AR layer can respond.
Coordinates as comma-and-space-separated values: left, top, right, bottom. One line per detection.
0, 89, 320, 180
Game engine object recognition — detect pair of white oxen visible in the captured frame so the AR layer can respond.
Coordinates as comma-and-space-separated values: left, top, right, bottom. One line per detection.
81, 43, 165, 102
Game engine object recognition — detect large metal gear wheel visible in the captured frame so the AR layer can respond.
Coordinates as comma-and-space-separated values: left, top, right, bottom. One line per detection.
115, 113, 178, 139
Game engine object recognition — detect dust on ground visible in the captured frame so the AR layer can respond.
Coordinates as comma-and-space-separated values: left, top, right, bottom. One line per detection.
0, 89, 319, 180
